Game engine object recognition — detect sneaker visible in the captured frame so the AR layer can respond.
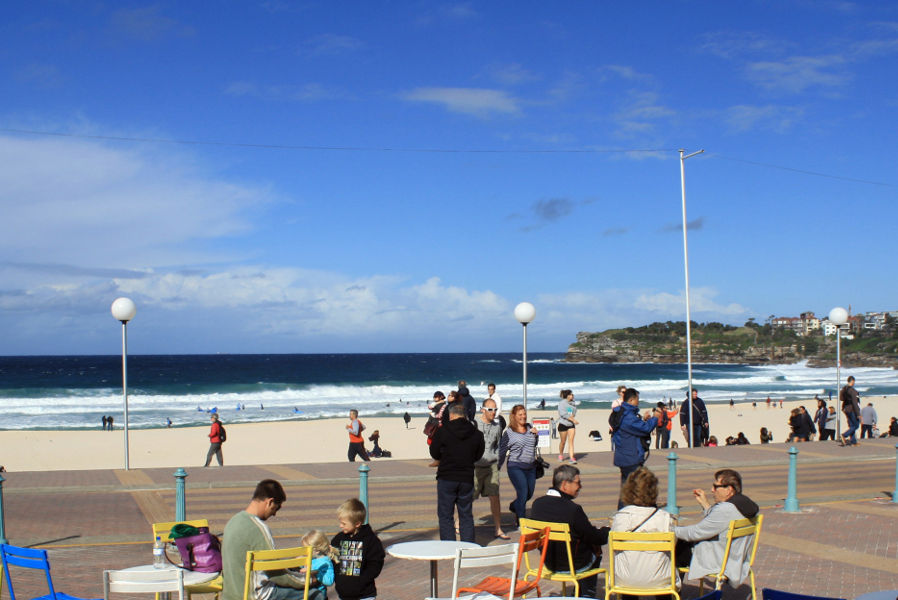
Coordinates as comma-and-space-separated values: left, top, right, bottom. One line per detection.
569, 459, 578, 464
558, 454, 565, 462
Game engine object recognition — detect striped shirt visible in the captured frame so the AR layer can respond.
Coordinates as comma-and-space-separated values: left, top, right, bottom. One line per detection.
498, 425, 537, 469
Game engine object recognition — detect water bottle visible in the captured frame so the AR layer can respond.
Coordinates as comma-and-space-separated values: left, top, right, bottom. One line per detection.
153, 536, 165, 569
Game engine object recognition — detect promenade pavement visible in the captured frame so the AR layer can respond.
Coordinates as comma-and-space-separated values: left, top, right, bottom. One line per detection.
2, 437, 897, 600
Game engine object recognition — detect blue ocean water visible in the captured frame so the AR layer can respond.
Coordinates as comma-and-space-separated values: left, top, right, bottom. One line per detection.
0, 353, 896, 430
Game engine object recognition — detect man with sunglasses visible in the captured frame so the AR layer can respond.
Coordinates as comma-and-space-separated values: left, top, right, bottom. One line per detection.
674, 469, 759, 590
474, 398, 508, 539
222, 479, 308, 600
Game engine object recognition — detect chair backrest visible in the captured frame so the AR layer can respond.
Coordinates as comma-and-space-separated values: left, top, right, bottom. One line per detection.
517, 527, 551, 584
104, 568, 185, 600
519, 518, 576, 574
719, 515, 763, 578
243, 546, 313, 600
762, 589, 846, 600
152, 519, 210, 542
1, 544, 58, 600
450, 543, 519, 600
606, 530, 678, 592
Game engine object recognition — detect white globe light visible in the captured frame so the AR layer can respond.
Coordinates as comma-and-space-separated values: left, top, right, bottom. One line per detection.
111, 297, 137, 323
829, 306, 848, 325
514, 302, 536, 325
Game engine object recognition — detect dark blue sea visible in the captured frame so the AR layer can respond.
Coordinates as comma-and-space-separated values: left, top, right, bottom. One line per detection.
1, 353, 896, 430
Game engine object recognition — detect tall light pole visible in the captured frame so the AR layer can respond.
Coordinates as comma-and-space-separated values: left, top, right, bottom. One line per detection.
829, 306, 849, 441
111, 297, 137, 470
514, 302, 536, 406
680, 148, 704, 448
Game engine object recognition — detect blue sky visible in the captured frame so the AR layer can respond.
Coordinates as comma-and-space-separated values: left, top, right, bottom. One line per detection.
1, 1, 896, 355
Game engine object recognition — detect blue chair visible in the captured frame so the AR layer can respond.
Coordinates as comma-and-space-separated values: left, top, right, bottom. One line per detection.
1, 543, 101, 600
762, 589, 847, 600
695, 591, 722, 600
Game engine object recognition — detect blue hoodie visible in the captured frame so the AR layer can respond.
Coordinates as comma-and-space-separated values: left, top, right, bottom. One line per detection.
612, 402, 658, 468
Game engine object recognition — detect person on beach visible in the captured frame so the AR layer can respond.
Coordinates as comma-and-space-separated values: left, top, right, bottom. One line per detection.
346, 410, 370, 462
402, 412, 411, 428
612, 388, 659, 508
331, 498, 385, 600
430, 402, 485, 542
222, 479, 307, 600
679, 388, 709, 448
759, 427, 773, 444
101, 415, 107, 430
788, 408, 809, 442
439, 390, 463, 427
474, 398, 509, 539
840, 376, 861, 446
498, 404, 539, 526
456, 380, 477, 422
530, 464, 609, 599
887, 416, 898, 437
814, 398, 831, 441
204, 413, 224, 467
674, 469, 759, 589
654, 401, 671, 449
557, 389, 579, 463
860, 402, 878, 439
609, 385, 627, 448
611, 467, 678, 591
107, 415, 114, 431
486, 382, 506, 429
299, 530, 336, 600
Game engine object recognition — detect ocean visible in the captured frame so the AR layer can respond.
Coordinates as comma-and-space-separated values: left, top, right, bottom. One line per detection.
1, 353, 896, 431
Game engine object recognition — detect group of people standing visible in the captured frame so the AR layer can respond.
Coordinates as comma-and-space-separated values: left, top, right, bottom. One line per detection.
100, 414, 115, 430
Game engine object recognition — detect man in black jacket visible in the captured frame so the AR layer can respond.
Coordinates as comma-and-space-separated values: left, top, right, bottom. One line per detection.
530, 464, 610, 598
457, 380, 477, 421
430, 403, 485, 542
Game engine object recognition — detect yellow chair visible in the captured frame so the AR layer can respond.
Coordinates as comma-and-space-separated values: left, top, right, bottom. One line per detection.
605, 531, 679, 600
693, 515, 764, 600
152, 520, 222, 600
519, 518, 605, 598
243, 546, 313, 600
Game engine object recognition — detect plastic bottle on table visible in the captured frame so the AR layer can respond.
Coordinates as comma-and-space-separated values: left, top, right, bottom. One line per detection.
153, 536, 165, 568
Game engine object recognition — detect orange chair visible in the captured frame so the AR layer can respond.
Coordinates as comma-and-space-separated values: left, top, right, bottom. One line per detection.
457, 527, 550, 599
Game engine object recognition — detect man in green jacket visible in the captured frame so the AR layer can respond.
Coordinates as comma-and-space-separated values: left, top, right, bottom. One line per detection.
222, 479, 307, 600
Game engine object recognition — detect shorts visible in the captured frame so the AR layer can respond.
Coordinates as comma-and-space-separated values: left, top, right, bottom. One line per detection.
473, 463, 500, 498
557, 423, 574, 433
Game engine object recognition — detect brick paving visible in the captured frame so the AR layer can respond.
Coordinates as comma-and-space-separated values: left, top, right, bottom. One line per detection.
1, 438, 897, 600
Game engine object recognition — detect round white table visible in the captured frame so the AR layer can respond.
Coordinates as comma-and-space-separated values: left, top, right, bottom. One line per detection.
855, 591, 898, 600
117, 564, 219, 599
387, 540, 479, 597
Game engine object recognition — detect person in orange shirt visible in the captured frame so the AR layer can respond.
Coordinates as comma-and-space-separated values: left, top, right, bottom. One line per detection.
661, 403, 678, 449
346, 409, 370, 462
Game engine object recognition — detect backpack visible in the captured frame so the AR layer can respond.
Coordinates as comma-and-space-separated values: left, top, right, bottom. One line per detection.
218, 423, 227, 442
608, 408, 623, 432
656, 410, 669, 430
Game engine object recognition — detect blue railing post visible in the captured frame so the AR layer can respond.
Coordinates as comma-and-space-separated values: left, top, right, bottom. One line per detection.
174, 468, 188, 521
784, 446, 800, 513
358, 464, 370, 525
666, 452, 679, 516
893, 444, 898, 504
0, 472, 7, 544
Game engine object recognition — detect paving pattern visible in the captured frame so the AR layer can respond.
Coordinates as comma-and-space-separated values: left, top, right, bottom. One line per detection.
1, 438, 897, 600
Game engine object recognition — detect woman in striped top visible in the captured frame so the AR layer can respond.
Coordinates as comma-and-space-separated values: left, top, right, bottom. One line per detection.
498, 404, 539, 524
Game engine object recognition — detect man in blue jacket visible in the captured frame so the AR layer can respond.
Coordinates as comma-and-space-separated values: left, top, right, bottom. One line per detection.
612, 388, 660, 508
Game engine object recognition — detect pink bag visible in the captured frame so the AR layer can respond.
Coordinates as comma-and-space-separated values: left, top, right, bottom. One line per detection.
172, 527, 222, 572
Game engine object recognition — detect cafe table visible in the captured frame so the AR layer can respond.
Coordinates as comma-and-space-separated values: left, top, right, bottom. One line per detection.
113, 564, 219, 599
387, 540, 479, 598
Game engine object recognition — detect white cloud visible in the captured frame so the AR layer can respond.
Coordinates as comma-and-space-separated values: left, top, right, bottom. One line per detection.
402, 87, 521, 117
724, 104, 804, 132
746, 55, 849, 93
634, 287, 747, 316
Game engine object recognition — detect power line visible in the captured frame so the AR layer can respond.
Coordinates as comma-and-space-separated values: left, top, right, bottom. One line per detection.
709, 153, 893, 188
0, 127, 673, 155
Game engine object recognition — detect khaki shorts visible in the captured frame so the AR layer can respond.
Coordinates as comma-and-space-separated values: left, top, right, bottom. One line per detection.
473, 464, 500, 498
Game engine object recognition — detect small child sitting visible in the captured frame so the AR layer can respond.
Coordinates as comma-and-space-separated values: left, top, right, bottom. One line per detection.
331, 498, 385, 600
300, 530, 337, 600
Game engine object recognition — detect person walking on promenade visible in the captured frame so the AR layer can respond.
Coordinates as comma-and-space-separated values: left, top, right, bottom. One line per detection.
204, 413, 224, 467
430, 403, 484, 542
814, 398, 831, 441
860, 402, 878, 439
474, 398, 509, 539
346, 409, 370, 462
612, 388, 659, 508
840, 376, 861, 446
824, 406, 838, 440
557, 389, 579, 463
486, 382, 506, 429
498, 404, 539, 526
457, 380, 477, 421
680, 388, 709, 447
654, 401, 671, 449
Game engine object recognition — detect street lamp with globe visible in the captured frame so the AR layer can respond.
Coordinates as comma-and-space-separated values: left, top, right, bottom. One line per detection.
111, 297, 137, 470
514, 302, 536, 406
829, 306, 849, 441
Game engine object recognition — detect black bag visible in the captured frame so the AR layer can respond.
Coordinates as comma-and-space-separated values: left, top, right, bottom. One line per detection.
533, 449, 550, 479
218, 423, 227, 442
609, 409, 623, 432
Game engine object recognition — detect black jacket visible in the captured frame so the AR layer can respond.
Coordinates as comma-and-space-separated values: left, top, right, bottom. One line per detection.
457, 385, 477, 421
331, 524, 385, 600
430, 416, 485, 483
530, 489, 609, 572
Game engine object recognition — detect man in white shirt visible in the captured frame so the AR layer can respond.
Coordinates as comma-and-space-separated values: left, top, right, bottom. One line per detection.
487, 382, 506, 430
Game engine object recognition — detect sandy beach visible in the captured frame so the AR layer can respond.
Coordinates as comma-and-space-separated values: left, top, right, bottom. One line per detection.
2, 396, 896, 472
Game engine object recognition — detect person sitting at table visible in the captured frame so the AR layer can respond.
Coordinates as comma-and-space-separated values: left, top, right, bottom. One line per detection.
222, 479, 309, 600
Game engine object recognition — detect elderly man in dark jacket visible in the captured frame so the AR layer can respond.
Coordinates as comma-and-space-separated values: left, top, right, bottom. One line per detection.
430, 403, 485, 542
530, 464, 609, 598
612, 388, 659, 507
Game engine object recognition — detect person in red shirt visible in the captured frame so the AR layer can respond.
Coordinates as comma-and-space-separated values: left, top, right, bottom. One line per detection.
203, 413, 224, 467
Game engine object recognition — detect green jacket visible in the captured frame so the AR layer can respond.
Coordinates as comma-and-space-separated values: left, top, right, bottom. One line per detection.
221, 511, 304, 600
